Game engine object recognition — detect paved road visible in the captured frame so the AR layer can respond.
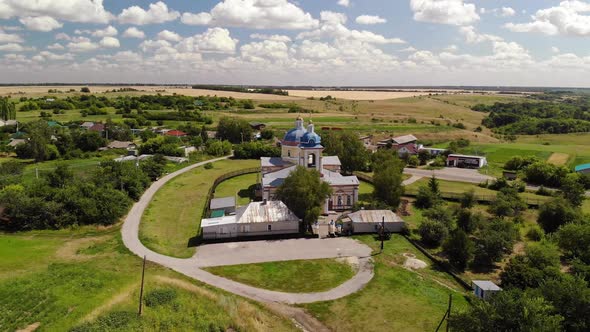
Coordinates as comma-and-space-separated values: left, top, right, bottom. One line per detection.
121, 156, 374, 304
403, 167, 494, 184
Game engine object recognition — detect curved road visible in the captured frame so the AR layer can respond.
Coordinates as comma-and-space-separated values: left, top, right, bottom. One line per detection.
121, 156, 374, 304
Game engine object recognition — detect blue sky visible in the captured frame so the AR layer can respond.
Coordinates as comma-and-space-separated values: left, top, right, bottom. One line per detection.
0, 0, 589, 86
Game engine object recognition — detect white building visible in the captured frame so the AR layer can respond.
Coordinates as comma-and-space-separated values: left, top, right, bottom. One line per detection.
446, 154, 488, 168
201, 200, 300, 240
472, 280, 502, 301
343, 210, 405, 233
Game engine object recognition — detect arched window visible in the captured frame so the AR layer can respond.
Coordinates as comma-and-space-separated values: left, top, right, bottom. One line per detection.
287, 150, 291, 157
337, 195, 342, 207
347, 195, 352, 206
308, 153, 316, 167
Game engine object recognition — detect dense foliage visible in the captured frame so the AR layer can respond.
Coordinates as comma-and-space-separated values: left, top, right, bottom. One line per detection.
322, 130, 370, 173
191, 85, 289, 96
0, 97, 16, 121
371, 150, 404, 208
216, 117, 253, 144
233, 141, 280, 159
474, 99, 590, 134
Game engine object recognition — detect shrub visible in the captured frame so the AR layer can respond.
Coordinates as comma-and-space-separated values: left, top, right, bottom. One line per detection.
526, 226, 544, 241
536, 186, 552, 196
204, 162, 213, 170
419, 219, 449, 247
144, 288, 177, 307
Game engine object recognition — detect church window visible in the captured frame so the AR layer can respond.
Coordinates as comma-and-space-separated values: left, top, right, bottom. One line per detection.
267, 224, 272, 231
288, 150, 291, 157
337, 196, 342, 206
347, 195, 352, 206
308, 153, 316, 167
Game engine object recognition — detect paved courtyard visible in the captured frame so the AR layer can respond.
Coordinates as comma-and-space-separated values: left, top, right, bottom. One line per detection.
193, 237, 372, 267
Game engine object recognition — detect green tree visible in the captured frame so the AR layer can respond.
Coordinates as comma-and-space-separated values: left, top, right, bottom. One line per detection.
0, 97, 16, 121
556, 222, 590, 263
460, 189, 476, 208
443, 229, 473, 270
500, 242, 561, 289
427, 176, 440, 196
537, 196, 582, 233
473, 219, 518, 266
560, 173, 586, 207
489, 188, 527, 218
276, 166, 332, 232
44, 164, 74, 188
541, 275, 590, 332
418, 219, 448, 247
216, 117, 252, 144
449, 289, 563, 332
372, 153, 404, 208
322, 131, 369, 173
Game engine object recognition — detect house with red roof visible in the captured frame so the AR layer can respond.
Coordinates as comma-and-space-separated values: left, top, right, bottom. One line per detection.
165, 130, 187, 137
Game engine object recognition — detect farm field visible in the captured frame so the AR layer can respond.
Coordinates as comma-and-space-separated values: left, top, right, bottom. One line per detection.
205, 258, 355, 293
286, 89, 432, 100
302, 235, 469, 332
0, 228, 295, 331
213, 172, 258, 206
139, 159, 259, 258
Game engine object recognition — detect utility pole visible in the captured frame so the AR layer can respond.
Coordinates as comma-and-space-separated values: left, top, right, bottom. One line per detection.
380, 216, 385, 252
446, 294, 452, 332
138, 255, 146, 316
35, 167, 38, 179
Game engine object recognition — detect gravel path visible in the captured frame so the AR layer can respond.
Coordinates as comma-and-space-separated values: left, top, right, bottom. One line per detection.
121, 156, 375, 304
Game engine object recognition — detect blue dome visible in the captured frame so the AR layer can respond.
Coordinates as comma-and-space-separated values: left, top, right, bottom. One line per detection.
301, 131, 322, 147
283, 127, 307, 143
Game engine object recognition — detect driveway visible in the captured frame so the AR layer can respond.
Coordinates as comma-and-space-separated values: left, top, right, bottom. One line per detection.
404, 167, 493, 184
121, 156, 375, 304
194, 238, 372, 267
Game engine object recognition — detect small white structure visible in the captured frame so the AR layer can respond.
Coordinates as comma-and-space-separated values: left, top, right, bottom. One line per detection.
201, 200, 300, 240
0, 120, 17, 127
7, 138, 26, 147
472, 280, 502, 301
446, 154, 488, 168
344, 210, 405, 233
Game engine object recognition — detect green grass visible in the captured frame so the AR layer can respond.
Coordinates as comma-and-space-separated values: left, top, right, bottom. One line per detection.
213, 173, 258, 206
205, 259, 356, 293
139, 159, 259, 258
0, 228, 296, 331
358, 180, 374, 204
302, 235, 470, 332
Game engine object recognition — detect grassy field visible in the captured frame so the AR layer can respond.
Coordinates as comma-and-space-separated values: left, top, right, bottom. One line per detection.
302, 235, 469, 332
139, 159, 259, 258
213, 172, 258, 206
0, 227, 296, 331
205, 258, 355, 293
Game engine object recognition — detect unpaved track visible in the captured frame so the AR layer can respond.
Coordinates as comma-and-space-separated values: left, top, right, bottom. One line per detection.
121, 156, 374, 305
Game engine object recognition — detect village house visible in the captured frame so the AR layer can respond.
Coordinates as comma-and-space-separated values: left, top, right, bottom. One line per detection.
260, 117, 360, 213
377, 134, 423, 156
201, 200, 300, 240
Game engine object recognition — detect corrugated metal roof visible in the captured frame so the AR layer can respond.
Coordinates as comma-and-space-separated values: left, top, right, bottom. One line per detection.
322, 156, 341, 165
236, 201, 299, 224
393, 134, 418, 145
348, 210, 404, 223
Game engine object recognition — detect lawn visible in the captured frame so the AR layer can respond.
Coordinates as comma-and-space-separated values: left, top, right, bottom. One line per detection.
302, 235, 470, 332
0, 228, 296, 331
214, 172, 258, 206
139, 159, 259, 258
205, 258, 356, 293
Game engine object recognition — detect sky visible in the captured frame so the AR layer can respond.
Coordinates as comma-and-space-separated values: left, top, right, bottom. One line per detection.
0, 0, 589, 86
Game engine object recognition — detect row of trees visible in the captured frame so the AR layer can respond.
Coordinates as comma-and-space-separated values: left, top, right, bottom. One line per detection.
0, 97, 16, 121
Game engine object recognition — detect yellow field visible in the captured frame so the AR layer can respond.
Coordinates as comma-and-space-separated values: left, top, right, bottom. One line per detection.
547, 152, 570, 166
286, 90, 432, 100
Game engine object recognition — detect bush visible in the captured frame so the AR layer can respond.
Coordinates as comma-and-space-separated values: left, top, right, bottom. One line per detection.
233, 141, 280, 159
460, 189, 476, 208
144, 288, 177, 307
419, 219, 449, 247
526, 226, 544, 241
204, 162, 213, 169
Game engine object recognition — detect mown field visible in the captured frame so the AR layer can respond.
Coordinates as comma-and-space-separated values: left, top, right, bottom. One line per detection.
139, 159, 259, 258
205, 258, 355, 293
213, 172, 258, 206
302, 235, 470, 332
0, 228, 296, 332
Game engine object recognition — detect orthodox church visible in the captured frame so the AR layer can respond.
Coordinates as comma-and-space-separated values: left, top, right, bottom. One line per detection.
260, 117, 360, 213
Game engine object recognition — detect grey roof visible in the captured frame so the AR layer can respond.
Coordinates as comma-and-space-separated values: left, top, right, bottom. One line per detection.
448, 154, 486, 160
210, 196, 236, 210
80, 121, 94, 128
393, 134, 418, 145
348, 210, 404, 223
261, 157, 293, 168
108, 141, 135, 149
235, 201, 299, 224
472, 280, 502, 291
321, 169, 359, 186
262, 165, 296, 187
322, 156, 341, 166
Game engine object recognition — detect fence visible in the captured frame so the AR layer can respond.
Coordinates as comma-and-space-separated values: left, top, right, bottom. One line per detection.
200, 167, 261, 222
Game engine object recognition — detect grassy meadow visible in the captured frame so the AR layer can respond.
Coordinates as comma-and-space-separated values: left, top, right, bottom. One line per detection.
213, 172, 258, 206
0, 228, 296, 332
302, 234, 470, 332
205, 258, 356, 293
139, 159, 259, 258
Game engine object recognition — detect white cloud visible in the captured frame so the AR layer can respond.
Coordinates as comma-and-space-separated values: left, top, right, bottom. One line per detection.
459, 26, 502, 43
122, 27, 145, 39
157, 30, 182, 42
410, 0, 479, 26
0, 29, 23, 43
338, 0, 350, 7
355, 15, 387, 25
0, 0, 113, 24
47, 43, 64, 50
67, 37, 98, 52
250, 33, 292, 43
19, 16, 63, 32
180, 0, 318, 30
34, 50, 74, 61
92, 25, 118, 37
241, 40, 290, 61
552, 46, 561, 53
99, 36, 120, 48
55, 32, 71, 40
176, 28, 238, 54
118, 1, 180, 25
505, 1, 590, 36
399, 46, 417, 52
500, 7, 516, 17
0, 43, 33, 52
444, 44, 458, 52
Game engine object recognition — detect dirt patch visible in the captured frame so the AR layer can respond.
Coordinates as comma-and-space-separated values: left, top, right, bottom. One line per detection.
82, 283, 137, 322
547, 153, 570, 166
16, 322, 40, 332
403, 253, 428, 270
265, 302, 330, 332
336, 256, 360, 270
54, 236, 110, 262
154, 275, 216, 300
